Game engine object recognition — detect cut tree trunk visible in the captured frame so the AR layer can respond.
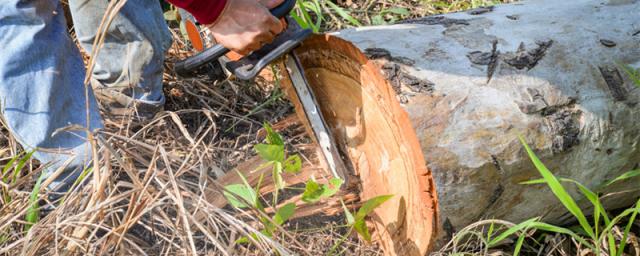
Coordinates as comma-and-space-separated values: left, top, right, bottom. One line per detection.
330, 0, 640, 250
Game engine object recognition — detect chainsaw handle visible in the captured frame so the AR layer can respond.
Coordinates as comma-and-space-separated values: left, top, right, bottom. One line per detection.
270, 0, 297, 20
174, 0, 296, 77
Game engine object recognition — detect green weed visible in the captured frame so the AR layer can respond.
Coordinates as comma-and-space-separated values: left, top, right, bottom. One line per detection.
485, 137, 640, 255
290, 0, 361, 32
24, 172, 45, 232
618, 63, 640, 88
223, 122, 391, 247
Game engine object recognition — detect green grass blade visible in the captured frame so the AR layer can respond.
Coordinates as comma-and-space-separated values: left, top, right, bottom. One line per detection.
600, 199, 640, 245
488, 218, 536, 246
1, 153, 20, 182
519, 137, 595, 238
519, 178, 545, 185
615, 200, 640, 256
487, 222, 495, 242
529, 222, 595, 251
605, 169, 640, 186
296, 0, 320, 32
524, 177, 611, 225
513, 233, 527, 256
567, 179, 610, 225
11, 150, 35, 184
617, 62, 640, 87
608, 233, 617, 256
340, 199, 355, 225
355, 195, 393, 221
25, 172, 44, 232
325, 1, 362, 27
289, 10, 308, 29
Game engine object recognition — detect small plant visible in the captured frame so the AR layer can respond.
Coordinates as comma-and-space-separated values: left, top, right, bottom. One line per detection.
223, 122, 392, 247
252, 122, 302, 203
290, 0, 361, 32
24, 172, 45, 232
342, 195, 394, 242
618, 62, 640, 88
1, 150, 35, 204
480, 137, 640, 256
370, 7, 410, 25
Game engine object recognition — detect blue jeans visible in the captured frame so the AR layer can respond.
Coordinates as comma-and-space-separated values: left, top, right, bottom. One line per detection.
0, 0, 172, 193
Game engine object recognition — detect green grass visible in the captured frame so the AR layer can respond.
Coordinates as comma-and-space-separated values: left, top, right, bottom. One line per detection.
485, 137, 640, 256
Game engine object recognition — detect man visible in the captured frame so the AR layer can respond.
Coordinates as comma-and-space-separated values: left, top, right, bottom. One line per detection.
0, 0, 283, 198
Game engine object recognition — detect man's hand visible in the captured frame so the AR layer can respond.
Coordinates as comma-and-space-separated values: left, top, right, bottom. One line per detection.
207, 0, 285, 55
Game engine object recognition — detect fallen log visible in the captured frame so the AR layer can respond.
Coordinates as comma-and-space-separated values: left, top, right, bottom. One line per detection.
212, 0, 640, 255
329, 0, 640, 252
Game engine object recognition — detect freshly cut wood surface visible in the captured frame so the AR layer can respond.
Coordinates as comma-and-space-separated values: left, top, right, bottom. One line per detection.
280, 35, 439, 256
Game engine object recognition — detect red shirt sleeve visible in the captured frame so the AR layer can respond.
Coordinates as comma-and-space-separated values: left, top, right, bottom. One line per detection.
167, 0, 228, 25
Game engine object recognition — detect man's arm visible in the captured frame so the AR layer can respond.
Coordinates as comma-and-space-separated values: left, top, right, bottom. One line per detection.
166, 0, 284, 54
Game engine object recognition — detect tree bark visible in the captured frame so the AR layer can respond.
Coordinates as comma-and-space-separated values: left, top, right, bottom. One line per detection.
332, 0, 640, 246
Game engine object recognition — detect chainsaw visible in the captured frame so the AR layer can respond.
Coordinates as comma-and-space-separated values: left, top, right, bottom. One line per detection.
174, 0, 349, 182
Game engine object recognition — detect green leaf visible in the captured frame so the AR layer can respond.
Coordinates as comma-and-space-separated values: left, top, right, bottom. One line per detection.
235, 236, 250, 244
340, 199, 355, 225
235, 232, 263, 244
295, 0, 320, 32
354, 218, 372, 242
325, 1, 362, 27
487, 222, 495, 241
371, 15, 385, 25
254, 144, 284, 162
322, 178, 343, 198
605, 169, 640, 186
488, 218, 537, 246
529, 222, 594, 250
513, 233, 526, 256
223, 183, 257, 208
301, 178, 344, 203
519, 137, 595, 239
301, 179, 322, 203
12, 150, 35, 184
289, 10, 309, 30
350, 195, 393, 242
568, 179, 610, 225
273, 161, 285, 190
386, 7, 410, 16
355, 195, 393, 221
283, 155, 302, 173
263, 122, 284, 146
262, 216, 276, 235
523, 177, 611, 225
618, 62, 640, 88
1, 154, 20, 183
25, 172, 45, 231
519, 178, 545, 185
615, 200, 640, 256
274, 203, 296, 225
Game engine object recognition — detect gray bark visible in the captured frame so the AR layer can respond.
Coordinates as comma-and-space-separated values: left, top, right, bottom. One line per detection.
335, 0, 640, 234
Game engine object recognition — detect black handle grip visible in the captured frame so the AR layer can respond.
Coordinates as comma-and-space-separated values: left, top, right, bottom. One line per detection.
269, 0, 297, 20
174, 0, 296, 77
